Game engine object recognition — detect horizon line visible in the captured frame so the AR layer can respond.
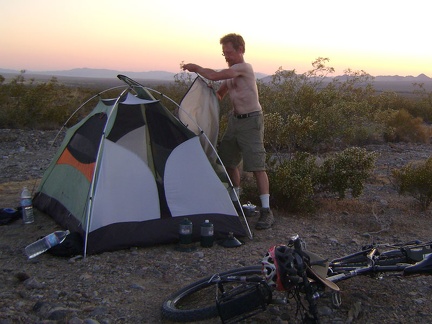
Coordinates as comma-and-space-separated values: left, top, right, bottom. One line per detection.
0, 67, 430, 79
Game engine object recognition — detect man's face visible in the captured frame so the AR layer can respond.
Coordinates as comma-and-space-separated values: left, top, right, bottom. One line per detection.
222, 42, 243, 67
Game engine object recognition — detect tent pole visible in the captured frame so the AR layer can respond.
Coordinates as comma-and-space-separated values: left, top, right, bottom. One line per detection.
83, 88, 130, 258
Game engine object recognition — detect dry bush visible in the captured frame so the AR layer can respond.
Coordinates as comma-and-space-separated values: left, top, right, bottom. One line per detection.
382, 109, 430, 143
393, 157, 432, 211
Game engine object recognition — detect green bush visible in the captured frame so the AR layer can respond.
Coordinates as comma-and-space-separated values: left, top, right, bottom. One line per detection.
318, 147, 377, 199
266, 147, 376, 211
264, 112, 316, 152
393, 158, 432, 211
258, 62, 391, 149
268, 152, 319, 212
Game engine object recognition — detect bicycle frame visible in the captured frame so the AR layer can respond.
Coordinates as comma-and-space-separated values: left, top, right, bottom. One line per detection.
327, 240, 432, 283
161, 235, 432, 324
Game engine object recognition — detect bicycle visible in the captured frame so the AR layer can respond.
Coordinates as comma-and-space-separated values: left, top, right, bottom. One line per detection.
161, 234, 432, 323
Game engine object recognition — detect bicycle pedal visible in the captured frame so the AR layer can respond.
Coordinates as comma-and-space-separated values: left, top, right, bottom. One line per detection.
331, 291, 342, 307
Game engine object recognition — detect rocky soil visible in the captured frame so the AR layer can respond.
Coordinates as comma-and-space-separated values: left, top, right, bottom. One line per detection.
1, 128, 432, 324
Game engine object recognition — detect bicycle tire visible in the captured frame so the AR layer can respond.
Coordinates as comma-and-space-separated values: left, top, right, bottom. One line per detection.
161, 265, 263, 322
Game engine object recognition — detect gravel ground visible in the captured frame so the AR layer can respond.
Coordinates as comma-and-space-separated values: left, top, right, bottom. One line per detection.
1, 129, 432, 324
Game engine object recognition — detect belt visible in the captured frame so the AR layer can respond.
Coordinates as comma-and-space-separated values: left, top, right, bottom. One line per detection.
234, 111, 262, 119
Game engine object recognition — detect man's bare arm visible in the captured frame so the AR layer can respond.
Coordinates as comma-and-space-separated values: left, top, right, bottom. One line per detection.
182, 63, 240, 81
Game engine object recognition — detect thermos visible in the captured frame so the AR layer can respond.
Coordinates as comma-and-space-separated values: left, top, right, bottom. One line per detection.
200, 219, 214, 248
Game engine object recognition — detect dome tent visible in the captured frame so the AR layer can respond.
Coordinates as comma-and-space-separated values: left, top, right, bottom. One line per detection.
34, 75, 250, 256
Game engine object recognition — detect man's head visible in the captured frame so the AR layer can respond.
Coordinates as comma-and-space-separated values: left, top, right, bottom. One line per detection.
220, 33, 245, 67
220, 33, 245, 53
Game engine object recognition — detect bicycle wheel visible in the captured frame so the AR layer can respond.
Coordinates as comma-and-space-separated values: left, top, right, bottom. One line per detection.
161, 265, 263, 322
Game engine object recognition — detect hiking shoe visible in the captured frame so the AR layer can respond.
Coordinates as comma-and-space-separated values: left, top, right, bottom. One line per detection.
255, 208, 275, 230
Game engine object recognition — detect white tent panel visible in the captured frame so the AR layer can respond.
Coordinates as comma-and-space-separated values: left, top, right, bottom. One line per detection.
122, 92, 157, 105
179, 77, 220, 162
165, 137, 236, 217
90, 139, 160, 231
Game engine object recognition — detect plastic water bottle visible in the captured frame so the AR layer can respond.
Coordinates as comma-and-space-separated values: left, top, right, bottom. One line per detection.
200, 220, 214, 248
25, 230, 70, 259
20, 187, 34, 224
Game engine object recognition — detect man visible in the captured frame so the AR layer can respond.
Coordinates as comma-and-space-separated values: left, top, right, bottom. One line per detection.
182, 33, 274, 230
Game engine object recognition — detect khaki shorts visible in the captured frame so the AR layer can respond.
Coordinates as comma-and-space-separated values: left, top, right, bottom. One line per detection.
218, 113, 266, 172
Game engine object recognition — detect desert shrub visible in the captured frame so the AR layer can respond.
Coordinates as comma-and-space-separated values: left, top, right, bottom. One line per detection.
380, 109, 430, 143
393, 158, 432, 211
258, 62, 390, 150
318, 147, 377, 199
259, 59, 334, 117
410, 83, 432, 123
266, 147, 376, 210
306, 101, 381, 149
333, 69, 376, 101
268, 152, 319, 212
264, 112, 316, 152
0, 72, 94, 129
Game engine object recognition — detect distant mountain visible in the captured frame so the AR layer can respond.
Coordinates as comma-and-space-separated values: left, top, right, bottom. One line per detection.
329, 74, 430, 82
254, 72, 268, 79
0, 67, 269, 81
1, 68, 430, 92
374, 74, 431, 82
0, 68, 177, 81
0, 68, 19, 74
260, 73, 431, 83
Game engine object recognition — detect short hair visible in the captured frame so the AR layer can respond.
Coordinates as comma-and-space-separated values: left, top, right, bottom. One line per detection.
220, 33, 245, 53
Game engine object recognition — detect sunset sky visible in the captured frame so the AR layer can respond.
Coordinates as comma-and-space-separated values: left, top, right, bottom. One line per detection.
1, 0, 430, 77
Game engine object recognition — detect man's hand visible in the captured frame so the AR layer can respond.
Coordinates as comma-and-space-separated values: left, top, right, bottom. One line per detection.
182, 64, 232, 82
182, 63, 200, 73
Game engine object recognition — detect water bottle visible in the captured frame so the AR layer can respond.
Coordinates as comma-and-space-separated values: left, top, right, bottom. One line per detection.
179, 218, 193, 245
200, 220, 214, 248
20, 187, 34, 224
25, 230, 70, 259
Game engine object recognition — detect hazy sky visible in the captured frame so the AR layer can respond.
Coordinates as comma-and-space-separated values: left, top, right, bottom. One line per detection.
1, 0, 430, 77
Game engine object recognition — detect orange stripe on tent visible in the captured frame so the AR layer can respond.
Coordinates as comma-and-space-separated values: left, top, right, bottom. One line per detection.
57, 148, 95, 182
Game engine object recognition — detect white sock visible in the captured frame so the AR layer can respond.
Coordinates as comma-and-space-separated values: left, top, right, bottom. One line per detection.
260, 194, 270, 209
230, 187, 240, 201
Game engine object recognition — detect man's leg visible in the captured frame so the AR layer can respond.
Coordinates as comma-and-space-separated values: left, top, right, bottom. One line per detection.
254, 170, 269, 196
227, 167, 241, 188
254, 170, 274, 230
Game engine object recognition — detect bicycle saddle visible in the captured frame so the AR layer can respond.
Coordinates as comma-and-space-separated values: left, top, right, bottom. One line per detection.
305, 251, 340, 292
403, 253, 432, 275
